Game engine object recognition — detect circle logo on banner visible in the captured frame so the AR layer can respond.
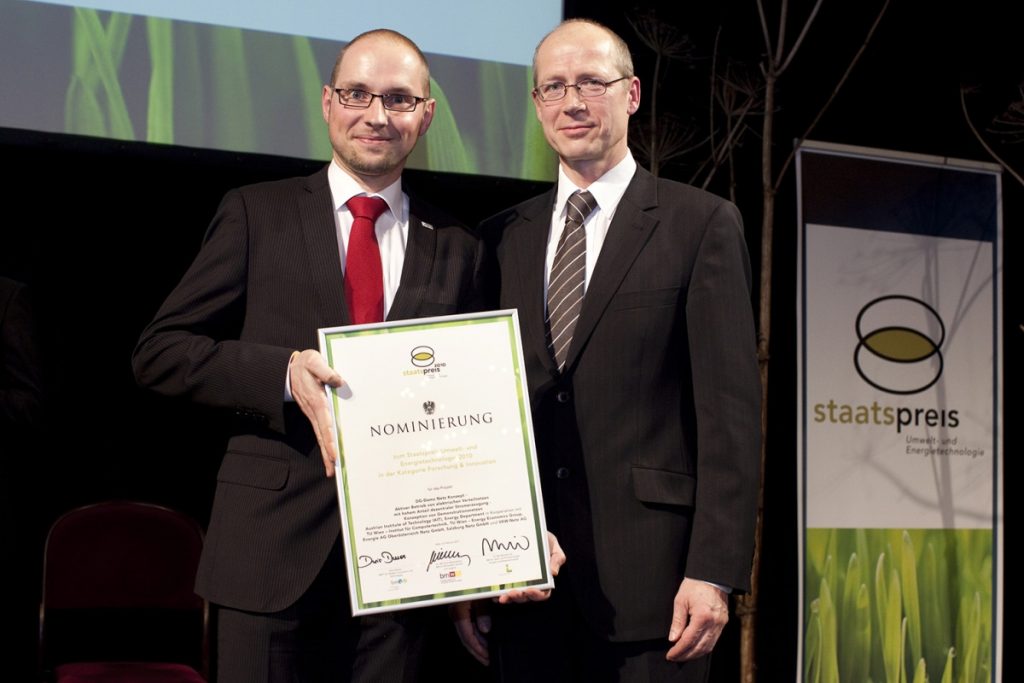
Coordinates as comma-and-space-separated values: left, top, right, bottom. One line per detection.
854, 295, 945, 395
410, 346, 435, 367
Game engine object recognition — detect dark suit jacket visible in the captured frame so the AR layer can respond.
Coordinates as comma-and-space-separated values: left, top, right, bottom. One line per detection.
483, 166, 760, 641
133, 167, 484, 612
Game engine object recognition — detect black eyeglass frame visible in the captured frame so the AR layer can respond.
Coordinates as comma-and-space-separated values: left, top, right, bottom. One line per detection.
332, 87, 429, 112
532, 76, 630, 102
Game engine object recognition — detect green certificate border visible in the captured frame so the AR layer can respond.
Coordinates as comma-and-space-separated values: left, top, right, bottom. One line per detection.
319, 310, 551, 614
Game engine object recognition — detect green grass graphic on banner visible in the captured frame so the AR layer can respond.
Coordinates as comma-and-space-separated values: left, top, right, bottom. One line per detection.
805, 528, 991, 683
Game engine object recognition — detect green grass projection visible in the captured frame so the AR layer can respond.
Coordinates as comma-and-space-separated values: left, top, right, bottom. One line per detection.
145, 17, 173, 144
291, 35, 330, 161
66, 8, 133, 139
425, 77, 475, 174
63, 10, 555, 181
805, 528, 992, 683
519, 67, 557, 180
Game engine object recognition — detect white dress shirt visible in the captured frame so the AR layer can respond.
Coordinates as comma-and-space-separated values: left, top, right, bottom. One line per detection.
543, 152, 637, 307
327, 160, 409, 319
285, 161, 411, 399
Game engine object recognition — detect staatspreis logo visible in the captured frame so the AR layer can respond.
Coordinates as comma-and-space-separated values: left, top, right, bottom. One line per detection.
410, 345, 435, 368
854, 295, 945, 395
404, 345, 447, 377
811, 294, 959, 433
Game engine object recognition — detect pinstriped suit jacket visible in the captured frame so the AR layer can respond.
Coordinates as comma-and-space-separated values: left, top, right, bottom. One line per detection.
133, 166, 484, 611
483, 166, 760, 641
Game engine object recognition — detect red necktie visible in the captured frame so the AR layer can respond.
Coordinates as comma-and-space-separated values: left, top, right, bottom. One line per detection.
344, 196, 388, 324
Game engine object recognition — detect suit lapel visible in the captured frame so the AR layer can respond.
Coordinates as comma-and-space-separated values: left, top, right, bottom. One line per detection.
564, 168, 659, 370
299, 168, 350, 325
388, 198, 436, 321
512, 190, 559, 375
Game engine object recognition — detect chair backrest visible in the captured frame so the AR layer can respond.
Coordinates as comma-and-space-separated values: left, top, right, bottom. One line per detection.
39, 500, 208, 675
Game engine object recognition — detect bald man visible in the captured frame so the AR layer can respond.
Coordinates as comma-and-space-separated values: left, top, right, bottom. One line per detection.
471, 19, 761, 682
134, 29, 484, 682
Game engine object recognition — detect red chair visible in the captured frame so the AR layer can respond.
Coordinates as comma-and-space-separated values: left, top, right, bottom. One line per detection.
39, 501, 208, 682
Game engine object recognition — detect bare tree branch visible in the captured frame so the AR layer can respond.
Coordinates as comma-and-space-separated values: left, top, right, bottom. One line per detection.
986, 86, 1024, 143
774, 0, 892, 191
627, 10, 695, 176
777, 0, 826, 75
775, 0, 789, 64
756, 0, 773, 64
960, 85, 1024, 188
709, 27, 723, 163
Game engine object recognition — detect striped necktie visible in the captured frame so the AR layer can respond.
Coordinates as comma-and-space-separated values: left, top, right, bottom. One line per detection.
546, 189, 597, 371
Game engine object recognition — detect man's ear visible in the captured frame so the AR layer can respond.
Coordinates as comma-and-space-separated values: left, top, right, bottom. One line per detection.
418, 99, 436, 137
626, 77, 641, 116
321, 85, 333, 124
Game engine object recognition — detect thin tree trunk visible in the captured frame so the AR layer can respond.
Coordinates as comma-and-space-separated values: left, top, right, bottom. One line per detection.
739, 2, 879, 677
737, 66, 776, 683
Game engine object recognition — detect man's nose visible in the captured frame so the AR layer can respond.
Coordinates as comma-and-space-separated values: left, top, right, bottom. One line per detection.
365, 95, 389, 124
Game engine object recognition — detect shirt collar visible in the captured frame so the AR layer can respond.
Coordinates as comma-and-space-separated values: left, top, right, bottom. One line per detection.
327, 160, 405, 222
555, 151, 637, 218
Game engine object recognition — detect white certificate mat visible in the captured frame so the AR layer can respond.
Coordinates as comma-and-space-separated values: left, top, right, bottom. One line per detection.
319, 310, 552, 615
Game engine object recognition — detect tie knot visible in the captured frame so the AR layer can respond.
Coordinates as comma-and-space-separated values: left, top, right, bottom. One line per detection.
565, 190, 597, 226
346, 195, 388, 222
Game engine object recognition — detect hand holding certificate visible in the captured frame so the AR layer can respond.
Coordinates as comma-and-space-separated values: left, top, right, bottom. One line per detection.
450, 530, 566, 666
319, 311, 554, 615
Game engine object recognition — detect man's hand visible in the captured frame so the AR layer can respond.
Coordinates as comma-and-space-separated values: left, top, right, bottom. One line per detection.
449, 532, 567, 666
289, 349, 343, 477
666, 578, 728, 662
450, 600, 491, 666
496, 531, 566, 604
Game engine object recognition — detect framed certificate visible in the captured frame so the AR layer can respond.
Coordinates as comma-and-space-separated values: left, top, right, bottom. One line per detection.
319, 310, 553, 615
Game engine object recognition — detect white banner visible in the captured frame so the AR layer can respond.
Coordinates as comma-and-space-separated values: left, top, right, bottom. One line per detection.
797, 141, 1002, 683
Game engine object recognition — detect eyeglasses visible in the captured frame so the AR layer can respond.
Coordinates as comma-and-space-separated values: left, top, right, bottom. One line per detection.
332, 87, 428, 112
533, 77, 630, 102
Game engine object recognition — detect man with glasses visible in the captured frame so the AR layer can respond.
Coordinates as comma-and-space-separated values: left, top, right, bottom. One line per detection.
458, 19, 761, 682
133, 29, 484, 682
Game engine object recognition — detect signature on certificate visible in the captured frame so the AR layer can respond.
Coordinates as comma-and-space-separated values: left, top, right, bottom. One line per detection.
426, 548, 472, 571
358, 551, 407, 569
481, 535, 531, 556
